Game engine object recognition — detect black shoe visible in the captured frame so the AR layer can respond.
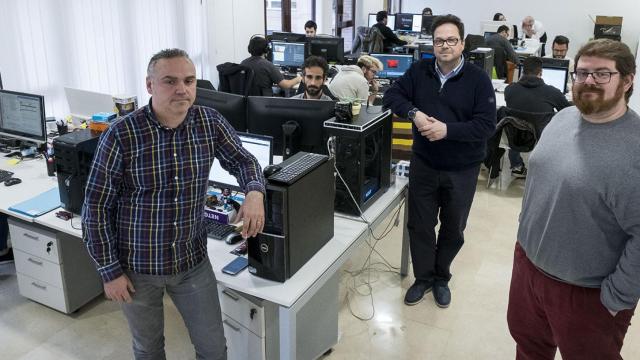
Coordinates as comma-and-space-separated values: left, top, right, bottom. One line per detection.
511, 165, 527, 178
404, 280, 433, 306
433, 284, 451, 308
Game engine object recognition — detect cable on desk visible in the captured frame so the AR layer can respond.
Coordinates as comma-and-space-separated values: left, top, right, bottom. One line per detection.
70, 214, 83, 231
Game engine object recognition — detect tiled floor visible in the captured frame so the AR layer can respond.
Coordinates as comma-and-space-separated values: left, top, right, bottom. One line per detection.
1, 172, 639, 359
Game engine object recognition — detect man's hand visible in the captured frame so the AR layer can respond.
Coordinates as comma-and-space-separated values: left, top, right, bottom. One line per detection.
235, 191, 265, 238
104, 274, 135, 303
370, 79, 379, 93
417, 115, 447, 141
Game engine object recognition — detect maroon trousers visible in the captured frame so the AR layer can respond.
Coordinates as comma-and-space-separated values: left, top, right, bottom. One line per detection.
507, 243, 635, 360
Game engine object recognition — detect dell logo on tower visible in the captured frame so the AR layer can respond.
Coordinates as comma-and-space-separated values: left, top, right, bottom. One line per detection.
260, 243, 269, 253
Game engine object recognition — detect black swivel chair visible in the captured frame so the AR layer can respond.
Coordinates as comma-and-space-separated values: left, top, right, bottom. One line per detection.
216, 62, 255, 96
196, 79, 215, 90
463, 34, 486, 58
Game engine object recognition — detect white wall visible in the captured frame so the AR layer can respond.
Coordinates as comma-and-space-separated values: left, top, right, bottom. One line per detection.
205, 0, 265, 87
356, 0, 384, 29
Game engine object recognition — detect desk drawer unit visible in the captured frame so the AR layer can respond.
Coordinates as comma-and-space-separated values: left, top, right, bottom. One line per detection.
16, 273, 67, 313
9, 220, 60, 263
222, 314, 264, 360
14, 249, 64, 288
218, 285, 265, 337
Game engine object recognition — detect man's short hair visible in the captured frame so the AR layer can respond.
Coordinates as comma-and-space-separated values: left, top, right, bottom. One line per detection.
522, 56, 543, 76
147, 48, 192, 76
493, 13, 504, 21
304, 20, 317, 30
574, 39, 636, 102
303, 55, 329, 78
497, 25, 510, 34
422, 7, 433, 15
357, 55, 383, 71
248, 36, 269, 56
376, 11, 388, 23
553, 35, 570, 47
431, 14, 465, 40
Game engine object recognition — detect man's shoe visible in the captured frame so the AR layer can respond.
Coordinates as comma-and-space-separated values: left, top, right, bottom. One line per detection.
433, 284, 451, 308
404, 280, 433, 306
511, 165, 527, 178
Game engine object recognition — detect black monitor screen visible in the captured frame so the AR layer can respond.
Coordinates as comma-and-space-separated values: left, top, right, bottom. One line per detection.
421, 15, 435, 35
308, 37, 344, 64
208, 132, 273, 192
271, 41, 307, 68
395, 14, 422, 32
0, 89, 46, 144
246, 97, 335, 157
194, 88, 247, 132
371, 54, 414, 79
368, 13, 396, 30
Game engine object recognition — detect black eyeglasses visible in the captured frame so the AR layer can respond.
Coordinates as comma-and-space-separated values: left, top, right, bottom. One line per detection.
434, 38, 460, 47
572, 71, 619, 84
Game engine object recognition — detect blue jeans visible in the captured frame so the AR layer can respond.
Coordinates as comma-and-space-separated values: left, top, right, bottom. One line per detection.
508, 150, 524, 169
121, 259, 227, 360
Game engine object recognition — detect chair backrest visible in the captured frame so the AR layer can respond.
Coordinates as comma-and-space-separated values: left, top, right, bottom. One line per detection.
464, 34, 486, 57
216, 62, 255, 96
497, 107, 555, 152
351, 26, 370, 56
196, 79, 215, 90
368, 26, 385, 54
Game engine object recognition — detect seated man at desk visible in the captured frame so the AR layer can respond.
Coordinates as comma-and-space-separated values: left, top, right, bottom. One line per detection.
241, 36, 302, 96
504, 56, 570, 177
83, 48, 266, 359
545, 35, 574, 91
521, 16, 547, 57
328, 55, 383, 104
290, 56, 333, 100
485, 25, 518, 79
304, 20, 317, 37
372, 11, 407, 52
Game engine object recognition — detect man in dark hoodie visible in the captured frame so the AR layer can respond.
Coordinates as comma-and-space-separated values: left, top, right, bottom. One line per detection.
372, 11, 407, 52
384, 15, 496, 309
504, 56, 570, 176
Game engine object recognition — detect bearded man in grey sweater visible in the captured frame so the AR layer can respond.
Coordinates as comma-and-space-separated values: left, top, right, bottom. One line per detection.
507, 39, 639, 359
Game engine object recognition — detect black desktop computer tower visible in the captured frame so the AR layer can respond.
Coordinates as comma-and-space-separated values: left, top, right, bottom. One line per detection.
248, 152, 335, 282
469, 48, 495, 78
324, 107, 392, 215
53, 130, 100, 214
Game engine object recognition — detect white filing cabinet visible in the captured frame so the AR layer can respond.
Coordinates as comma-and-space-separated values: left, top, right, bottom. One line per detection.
8, 218, 103, 313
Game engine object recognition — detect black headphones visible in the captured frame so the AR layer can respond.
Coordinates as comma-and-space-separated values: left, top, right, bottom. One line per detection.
249, 34, 270, 56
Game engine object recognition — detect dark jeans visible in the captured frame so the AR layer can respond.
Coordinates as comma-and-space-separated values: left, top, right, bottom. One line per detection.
121, 259, 227, 360
508, 150, 524, 169
407, 155, 480, 284
507, 242, 635, 360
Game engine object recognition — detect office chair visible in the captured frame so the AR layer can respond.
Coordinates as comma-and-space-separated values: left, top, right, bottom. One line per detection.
368, 26, 385, 54
463, 34, 486, 57
216, 62, 255, 96
196, 79, 215, 90
351, 26, 370, 56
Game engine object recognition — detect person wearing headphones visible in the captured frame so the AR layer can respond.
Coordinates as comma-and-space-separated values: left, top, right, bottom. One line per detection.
241, 36, 301, 96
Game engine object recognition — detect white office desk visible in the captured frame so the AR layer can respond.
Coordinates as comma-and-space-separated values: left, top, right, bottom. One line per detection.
515, 42, 542, 57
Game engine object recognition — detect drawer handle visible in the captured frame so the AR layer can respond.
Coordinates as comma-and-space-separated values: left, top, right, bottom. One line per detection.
223, 319, 241, 332
24, 233, 40, 241
31, 282, 47, 290
27, 258, 44, 266
222, 289, 240, 301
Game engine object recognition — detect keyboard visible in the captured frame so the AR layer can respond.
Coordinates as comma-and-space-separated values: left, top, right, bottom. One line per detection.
268, 152, 328, 185
204, 218, 237, 241
0, 169, 14, 183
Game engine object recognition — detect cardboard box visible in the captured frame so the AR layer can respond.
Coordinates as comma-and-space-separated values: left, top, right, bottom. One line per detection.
594, 16, 622, 37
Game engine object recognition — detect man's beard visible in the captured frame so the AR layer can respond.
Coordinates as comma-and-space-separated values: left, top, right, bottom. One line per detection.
572, 81, 624, 115
306, 86, 322, 97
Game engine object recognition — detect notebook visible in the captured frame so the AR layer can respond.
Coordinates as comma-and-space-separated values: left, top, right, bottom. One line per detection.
9, 187, 61, 217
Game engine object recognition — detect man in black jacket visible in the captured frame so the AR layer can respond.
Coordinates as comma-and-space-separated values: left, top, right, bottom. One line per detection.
372, 11, 407, 52
384, 15, 496, 309
504, 56, 570, 176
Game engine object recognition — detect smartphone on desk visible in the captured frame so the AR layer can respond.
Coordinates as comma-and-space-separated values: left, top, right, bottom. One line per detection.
222, 256, 248, 275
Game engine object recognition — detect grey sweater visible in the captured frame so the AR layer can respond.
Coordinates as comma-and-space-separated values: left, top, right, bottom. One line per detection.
518, 106, 640, 312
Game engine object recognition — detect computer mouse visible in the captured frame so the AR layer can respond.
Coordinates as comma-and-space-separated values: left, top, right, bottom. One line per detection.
263, 164, 282, 177
225, 232, 244, 245
4, 178, 22, 186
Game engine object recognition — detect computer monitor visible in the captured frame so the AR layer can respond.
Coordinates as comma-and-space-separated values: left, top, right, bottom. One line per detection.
370, 54, 414, 79
307, 37, 344, 64
421, 15, 435, 35
194, 88, 247, 132
418, 44, 434, 60
368, 13, 396, 30
64, 87, 115, 121
395, 14, 422, 33
271, 41, 308, 69
208, 132, 273, 192
269, 32, 307, 43
0, 89, 47, 144
480, 21, 515, 40
517, 58, 570, 94
246, 97, 335, 157
484, 31, 497, 42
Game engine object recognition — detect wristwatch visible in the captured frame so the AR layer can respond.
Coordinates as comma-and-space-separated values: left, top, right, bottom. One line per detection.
407, 107, 419, 121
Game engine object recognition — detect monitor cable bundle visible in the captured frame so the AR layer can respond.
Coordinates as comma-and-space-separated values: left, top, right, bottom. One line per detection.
326, 136, 405, 320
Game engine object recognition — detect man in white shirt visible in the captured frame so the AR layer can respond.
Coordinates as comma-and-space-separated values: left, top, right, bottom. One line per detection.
522, 16, 548, 57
